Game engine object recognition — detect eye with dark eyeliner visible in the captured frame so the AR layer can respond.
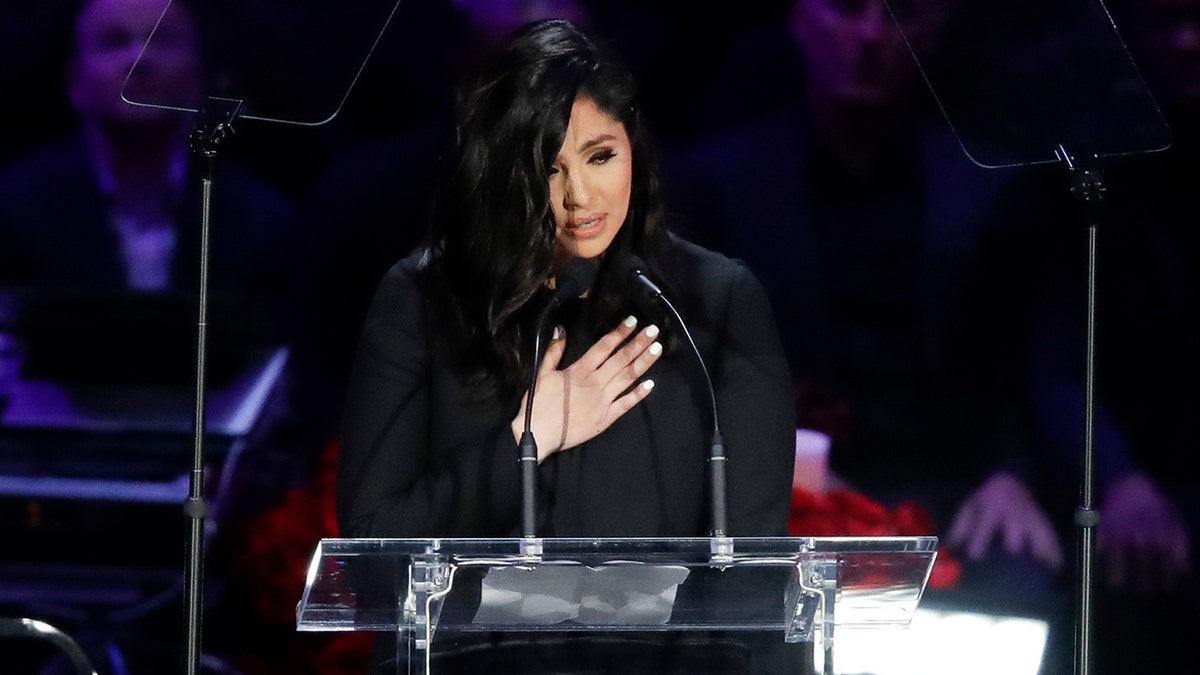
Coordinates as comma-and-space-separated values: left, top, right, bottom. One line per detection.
589, 148, 616, 164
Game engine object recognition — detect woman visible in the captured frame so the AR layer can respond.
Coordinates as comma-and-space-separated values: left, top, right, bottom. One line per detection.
337, 19, 798, 673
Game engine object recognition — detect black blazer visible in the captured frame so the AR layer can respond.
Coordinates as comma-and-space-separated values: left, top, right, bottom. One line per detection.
337, 236, 796, 540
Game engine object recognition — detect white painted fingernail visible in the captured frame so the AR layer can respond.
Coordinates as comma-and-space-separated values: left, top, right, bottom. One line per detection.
649, 341, 662, 355
624, 315, 637, 328
552, 325, 562, 340
645, 324, 660, 339
641, 380, 655, 391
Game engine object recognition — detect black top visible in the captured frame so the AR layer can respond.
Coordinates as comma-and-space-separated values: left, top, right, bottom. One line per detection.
337, 236, 796, 541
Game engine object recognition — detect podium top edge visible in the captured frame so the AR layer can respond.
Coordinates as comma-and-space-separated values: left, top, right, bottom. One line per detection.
312, 535, 939, 557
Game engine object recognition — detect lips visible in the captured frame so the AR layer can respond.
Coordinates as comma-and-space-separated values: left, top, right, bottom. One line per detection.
565, 214, 606, 239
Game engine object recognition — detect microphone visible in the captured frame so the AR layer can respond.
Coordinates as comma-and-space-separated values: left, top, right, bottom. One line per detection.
619, 255, 729, 539
520, 257, 597, 538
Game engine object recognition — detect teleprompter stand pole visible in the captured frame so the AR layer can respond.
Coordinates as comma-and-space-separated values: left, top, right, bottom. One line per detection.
1056, 144, 1105, 675
182, 96, 243, 675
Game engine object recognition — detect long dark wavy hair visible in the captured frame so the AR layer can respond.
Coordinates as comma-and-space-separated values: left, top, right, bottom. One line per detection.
420, 19, 671, 398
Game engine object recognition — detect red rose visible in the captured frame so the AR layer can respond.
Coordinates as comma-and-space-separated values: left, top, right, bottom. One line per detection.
789, 486, 961, 589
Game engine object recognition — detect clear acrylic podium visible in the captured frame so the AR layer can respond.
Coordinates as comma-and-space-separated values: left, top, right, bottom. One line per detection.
297, 536, 937, 674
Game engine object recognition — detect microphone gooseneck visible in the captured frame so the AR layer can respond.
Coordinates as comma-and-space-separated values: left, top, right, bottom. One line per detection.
621, 255, 728, 538
520, 257, 597, 538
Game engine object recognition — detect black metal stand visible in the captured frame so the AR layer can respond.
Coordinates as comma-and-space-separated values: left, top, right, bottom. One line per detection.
1055, 144, 1105, 675
182, 96, 243, 675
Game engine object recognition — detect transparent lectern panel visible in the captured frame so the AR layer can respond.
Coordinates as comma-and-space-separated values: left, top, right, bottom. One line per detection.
296, 537, 938, 634
123, 0, 404, 125
834, 549, 941, 627
888, 0, 1171, 167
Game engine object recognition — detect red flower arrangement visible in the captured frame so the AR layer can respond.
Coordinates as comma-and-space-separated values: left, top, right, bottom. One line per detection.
222, 440, 374, 675
788, 486, 962, 590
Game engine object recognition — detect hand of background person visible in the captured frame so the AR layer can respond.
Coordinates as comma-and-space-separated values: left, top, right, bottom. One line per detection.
512, 315, 662, 461
1098, 471, 1191, 592
946, 471, 1065, 572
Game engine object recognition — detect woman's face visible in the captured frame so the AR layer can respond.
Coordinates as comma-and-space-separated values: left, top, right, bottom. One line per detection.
549, 96, 633, 266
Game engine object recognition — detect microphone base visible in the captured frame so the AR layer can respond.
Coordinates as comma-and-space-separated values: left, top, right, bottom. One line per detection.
710, 536, 734, 564
519, 536, 544, 559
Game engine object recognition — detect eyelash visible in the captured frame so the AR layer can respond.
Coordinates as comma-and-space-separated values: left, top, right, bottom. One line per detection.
590, 149, 616, 164
547, 149, 618, 176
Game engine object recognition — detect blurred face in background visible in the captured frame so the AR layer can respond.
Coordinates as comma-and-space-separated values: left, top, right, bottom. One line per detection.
1129, 0, 1200, 105
454, 0, 593, 47
789, 0, 948, 109
68, 0, 202, 128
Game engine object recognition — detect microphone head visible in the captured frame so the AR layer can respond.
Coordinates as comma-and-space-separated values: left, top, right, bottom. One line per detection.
618, 253, 648, 277
551, 256, 597, 302
618, 253, 663, 300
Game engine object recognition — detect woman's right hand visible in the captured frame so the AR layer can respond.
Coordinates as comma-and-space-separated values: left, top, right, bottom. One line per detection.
511, 315, 663, 461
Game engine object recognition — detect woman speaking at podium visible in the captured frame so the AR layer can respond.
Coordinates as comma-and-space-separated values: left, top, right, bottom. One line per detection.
337, 18, 797, 674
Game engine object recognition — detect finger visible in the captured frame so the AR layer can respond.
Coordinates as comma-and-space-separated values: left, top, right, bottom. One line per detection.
1140, 524, 1166, 592
967, 505, 1005, 561
1163, 531, 1189, 591
607, 378, 656, 420
1027, 517, 1063, 571
1146, 521, 1185, 592
631, 337, 664, 378
1002, 512, 1026, 557
965, 527, 993, 562
575, 315, 641, 370
540, 325, 567, 374
602, 324, 662, 389
1036, 520, 1064, 571
1136, 538, 1159, 593
945, 503, 975, 549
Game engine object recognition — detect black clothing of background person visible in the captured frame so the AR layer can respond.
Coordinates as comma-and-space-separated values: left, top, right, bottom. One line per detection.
0, 133, 296, 307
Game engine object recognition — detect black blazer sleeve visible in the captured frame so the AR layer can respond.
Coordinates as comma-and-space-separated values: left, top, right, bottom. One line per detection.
336, 258, 523, 538
709, 258, 796, 536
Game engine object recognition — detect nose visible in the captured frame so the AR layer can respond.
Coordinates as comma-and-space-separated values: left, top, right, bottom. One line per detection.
563, 170, 591, 210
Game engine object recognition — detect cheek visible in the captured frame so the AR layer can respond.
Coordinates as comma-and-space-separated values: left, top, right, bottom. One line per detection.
548, 183, 567, 225
69, 67, 112, 109
617, 170, 633, 216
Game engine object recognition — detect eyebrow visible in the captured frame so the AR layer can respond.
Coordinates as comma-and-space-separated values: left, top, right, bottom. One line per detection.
576, 134, 619, 153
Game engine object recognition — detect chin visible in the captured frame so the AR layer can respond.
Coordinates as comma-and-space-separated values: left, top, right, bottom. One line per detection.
557, 237, 613, 262
577, 243, 614, 261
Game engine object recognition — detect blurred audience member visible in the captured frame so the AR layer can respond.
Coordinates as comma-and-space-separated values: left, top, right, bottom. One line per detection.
0, 2, 77, 168
451, 0, 593, 53
0, 0, 305, 505
0, 2, 304, 670
0, 0, 296, 305
664, 0, 1075, 668
964, 1, 1197, 671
